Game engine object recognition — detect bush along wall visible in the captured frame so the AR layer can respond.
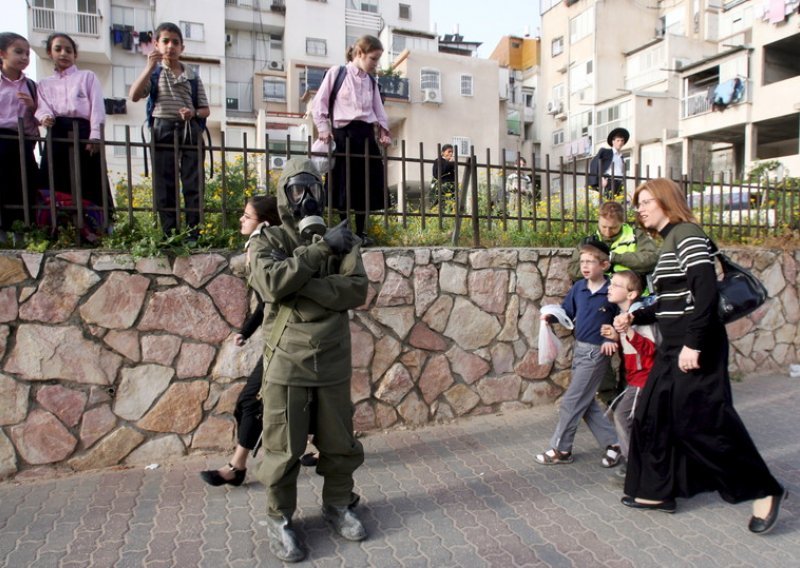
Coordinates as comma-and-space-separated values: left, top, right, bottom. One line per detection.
0, 247, 797, 480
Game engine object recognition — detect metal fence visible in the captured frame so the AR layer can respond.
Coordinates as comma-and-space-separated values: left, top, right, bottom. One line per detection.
1, 121, 797, 248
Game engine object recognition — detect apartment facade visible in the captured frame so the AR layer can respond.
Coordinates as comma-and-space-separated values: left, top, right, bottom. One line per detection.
538, 0, 800, 190
490, 35, 541, 165
540, 0, 716, 189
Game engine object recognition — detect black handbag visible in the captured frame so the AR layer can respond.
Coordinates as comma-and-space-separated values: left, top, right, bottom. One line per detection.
712, 243, 768, 323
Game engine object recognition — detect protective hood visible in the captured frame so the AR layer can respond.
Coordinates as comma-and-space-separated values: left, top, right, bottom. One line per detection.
276, 157, 324, 238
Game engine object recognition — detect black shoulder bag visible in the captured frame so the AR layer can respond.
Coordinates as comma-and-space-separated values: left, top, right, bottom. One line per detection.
710, 240, 768, 323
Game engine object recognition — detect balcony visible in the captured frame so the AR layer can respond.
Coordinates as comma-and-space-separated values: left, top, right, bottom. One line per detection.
682, 78, 749, 119
31, 7, 101, 37
377, 76, 409, 100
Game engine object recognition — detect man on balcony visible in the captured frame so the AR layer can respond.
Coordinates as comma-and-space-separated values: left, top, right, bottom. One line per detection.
588, 127, 629, 200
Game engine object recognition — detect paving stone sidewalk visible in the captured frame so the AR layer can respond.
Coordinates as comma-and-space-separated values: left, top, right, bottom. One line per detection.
1, 373, 797, 567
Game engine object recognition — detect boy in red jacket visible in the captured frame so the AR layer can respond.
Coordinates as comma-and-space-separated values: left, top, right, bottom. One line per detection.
601, 270, 656, 468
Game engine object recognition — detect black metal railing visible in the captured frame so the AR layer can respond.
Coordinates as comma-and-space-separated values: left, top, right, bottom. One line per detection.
1, 121, 797, 248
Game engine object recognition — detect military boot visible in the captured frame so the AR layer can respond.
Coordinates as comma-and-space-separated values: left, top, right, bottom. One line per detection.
264, 515, 305, 563
322, 504, 367, 541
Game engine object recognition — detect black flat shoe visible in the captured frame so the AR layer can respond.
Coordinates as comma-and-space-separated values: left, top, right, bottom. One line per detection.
200, 463, 246, 487
300, 453, 318, 467
621, 495, 676, 513
749, 488, 788, 534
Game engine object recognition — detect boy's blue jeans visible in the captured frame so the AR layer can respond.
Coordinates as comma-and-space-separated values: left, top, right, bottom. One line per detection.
549, 341, 618, 453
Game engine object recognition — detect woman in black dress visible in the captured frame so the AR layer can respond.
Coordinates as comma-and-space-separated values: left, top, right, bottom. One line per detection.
614, 178, 785, 534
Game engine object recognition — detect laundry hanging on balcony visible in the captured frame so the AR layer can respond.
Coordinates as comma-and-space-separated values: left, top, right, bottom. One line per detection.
711, 78, 744, 112
111, 25, 134, 50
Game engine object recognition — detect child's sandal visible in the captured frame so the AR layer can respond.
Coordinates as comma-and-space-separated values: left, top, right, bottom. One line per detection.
535, 448, 574, 465
601, 445, 622, 468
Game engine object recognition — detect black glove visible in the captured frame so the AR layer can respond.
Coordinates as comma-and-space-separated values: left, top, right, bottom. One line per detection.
270, 249, 288, 262
323, 220, 355, 255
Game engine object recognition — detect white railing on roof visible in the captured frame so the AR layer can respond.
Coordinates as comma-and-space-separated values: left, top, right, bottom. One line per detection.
31, 7, 101, 37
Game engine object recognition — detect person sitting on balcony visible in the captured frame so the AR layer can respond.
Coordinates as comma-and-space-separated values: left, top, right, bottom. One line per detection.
588, 127, 629, 200
311, 34, 392, 246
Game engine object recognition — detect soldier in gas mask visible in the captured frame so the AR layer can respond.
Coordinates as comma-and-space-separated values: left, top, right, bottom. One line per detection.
246, 157, 369, 562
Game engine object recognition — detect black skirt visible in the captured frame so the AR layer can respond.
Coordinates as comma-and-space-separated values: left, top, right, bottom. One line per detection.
328, 120, 386, 213
0, 128, 39, 230
624, 326, 782, 503
39, 117, 113, 212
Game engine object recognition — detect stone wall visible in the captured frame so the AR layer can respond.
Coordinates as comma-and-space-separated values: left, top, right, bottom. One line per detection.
0, 247, 797, 480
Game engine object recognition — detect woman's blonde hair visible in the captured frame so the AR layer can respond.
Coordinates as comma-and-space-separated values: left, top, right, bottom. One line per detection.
346, 35, 383, 62
632, 178, 696, 234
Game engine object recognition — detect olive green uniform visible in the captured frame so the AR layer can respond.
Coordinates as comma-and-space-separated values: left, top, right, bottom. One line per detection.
247, 159, 368, 519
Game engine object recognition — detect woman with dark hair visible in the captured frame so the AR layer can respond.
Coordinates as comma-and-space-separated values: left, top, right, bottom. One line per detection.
614, 178, 785, 534
35, 33, 113, 236
201, 196, 288, 486
311, 34, 391, 246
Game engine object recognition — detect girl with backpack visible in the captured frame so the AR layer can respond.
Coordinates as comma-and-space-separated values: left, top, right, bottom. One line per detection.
0, 32, 39, 238
312, 35, 392, 246
35, 32, 113, 238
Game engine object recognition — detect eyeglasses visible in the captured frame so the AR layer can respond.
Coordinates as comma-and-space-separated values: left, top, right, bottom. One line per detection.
241, 212, 259, 221
609, 281, 634, 291
636, 198, 657, 209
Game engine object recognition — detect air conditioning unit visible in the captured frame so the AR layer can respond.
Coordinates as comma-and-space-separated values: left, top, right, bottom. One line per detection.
268, 60, 284, 71
422, 88, 442, 103
269, 155, 286, 170
225, 33, 233, 46
546, 100, 562, 115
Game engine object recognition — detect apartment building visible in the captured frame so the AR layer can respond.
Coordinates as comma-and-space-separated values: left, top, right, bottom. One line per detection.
538, 0, 719, 191
538, 0, 800, 190
678, 1, 800, 178
490, 35, 541, 164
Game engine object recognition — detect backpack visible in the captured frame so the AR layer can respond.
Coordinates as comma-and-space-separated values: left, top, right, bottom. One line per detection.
25, 78, 37, 104
327, 65, 385, 124
142, 66, 213, 177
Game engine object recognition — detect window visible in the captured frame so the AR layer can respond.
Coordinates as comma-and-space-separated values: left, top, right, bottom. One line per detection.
569, 8, 594, 44
553, 129, 565, 146
420, 68, 440, 91
77, 0, 96, 13
263, 77, 286, 101
112, 125, 141, 157
569, 59, 594, 93
523, 89, 535, 108
111, 5, 149, 29
351, 0, 378, 12
399, 3, 411, 19
226, 81, 253, 112
306, 37, 327, 56
452, 136, 471, 156
112, 66, 136, 98
552, 83, 565, 102
460, 74, 473, 96
180, 21, 205, 41
551, 36, 564, 56
569, 110, 592, 141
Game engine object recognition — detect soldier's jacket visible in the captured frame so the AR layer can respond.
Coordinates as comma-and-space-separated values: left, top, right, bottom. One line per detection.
247, 158, 368, 387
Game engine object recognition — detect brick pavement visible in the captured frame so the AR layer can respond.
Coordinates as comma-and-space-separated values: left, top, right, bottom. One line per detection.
1, 373, 798, 567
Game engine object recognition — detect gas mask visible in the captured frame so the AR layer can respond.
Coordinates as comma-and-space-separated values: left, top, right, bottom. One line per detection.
285, 172, 326, 239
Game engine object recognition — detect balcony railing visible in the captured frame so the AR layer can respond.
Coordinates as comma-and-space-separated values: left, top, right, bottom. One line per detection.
682, 78, 749, 119
345, 8, 382, 30
31, 7, 101, 37
377, 76, 409, 100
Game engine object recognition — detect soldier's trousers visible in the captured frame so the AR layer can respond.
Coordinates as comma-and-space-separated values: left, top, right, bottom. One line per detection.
257, 380, 364, 519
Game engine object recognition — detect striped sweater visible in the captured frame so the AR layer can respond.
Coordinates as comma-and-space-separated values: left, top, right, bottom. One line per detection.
634, 223, 719, 350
